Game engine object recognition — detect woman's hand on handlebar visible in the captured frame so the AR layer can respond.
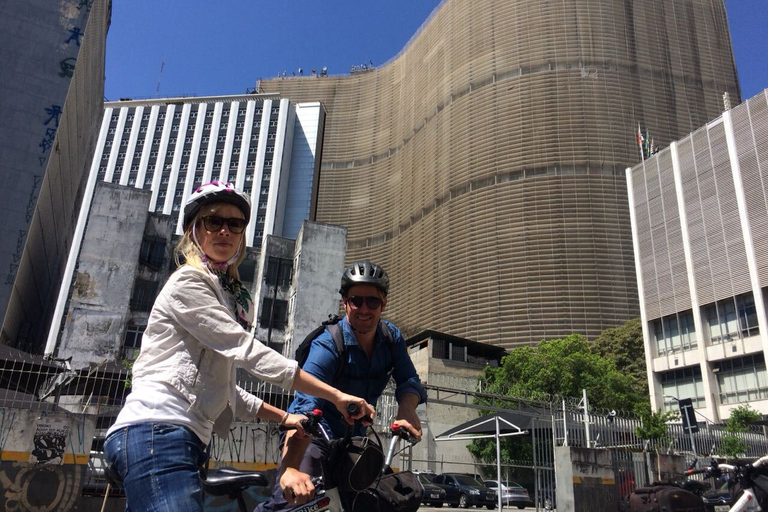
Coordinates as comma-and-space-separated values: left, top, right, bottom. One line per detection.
281, 413, 309, 438
279, 467, 315, 505
335, 394, 375, 425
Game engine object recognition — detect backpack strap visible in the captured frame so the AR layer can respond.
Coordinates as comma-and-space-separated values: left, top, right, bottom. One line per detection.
327, 322, 346, 382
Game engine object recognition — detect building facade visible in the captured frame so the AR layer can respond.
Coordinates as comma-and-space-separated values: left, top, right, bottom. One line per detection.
0, 0, 111, 353
258, 0, 741, 349
627, 89, 768, 422
46, 95, 325, 354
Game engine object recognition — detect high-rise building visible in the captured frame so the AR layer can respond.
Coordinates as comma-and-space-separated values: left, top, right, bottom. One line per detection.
45, 95, 326, 353
0, 0, 111, 353
627, 89, 768, 423
258, 0, 740, 348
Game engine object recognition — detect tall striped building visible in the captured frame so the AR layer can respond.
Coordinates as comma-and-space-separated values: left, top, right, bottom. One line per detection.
258, 0, 741, 348
91, 94, 323, 247
628, 89, 768, 422
44, 94, 325, 352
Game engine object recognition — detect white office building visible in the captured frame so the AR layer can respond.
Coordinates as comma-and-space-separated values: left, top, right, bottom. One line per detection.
627, 90, 768, 423
91, 94, 323, 246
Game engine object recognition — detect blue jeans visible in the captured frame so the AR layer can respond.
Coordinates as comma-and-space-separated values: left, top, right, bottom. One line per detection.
104, 423, 207, 512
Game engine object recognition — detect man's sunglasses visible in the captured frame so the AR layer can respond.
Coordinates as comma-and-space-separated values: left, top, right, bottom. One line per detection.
345, 296, 383, 310
201, 215, 247, 234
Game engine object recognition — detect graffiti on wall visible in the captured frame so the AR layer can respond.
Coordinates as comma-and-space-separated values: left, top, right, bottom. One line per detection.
0, 463, 84, 512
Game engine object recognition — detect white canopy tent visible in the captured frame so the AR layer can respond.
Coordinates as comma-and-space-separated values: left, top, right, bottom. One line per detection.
435, 413, 529, 511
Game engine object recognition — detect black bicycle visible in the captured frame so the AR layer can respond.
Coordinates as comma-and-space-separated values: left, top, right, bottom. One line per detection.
201, 405, 421, 512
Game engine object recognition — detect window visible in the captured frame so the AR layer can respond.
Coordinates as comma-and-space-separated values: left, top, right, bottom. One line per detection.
201, 136, 210, 143
237, 122, 245, 128
121, 325, 145, 361
660, 366, 705, 411
174, 112, 182, 119
716, 354, 768, 404
264, 257, 292, 287
259, 298, 288, 330
130, 279, 159, 312
653, 310, 697, 355
186, 136, 194, 143
206, 111, 214, 118
705, 293, 759, 344
239, 260, 256, 283
218, 135, 227, 142
142, 113, 151, 121
140, 126, 148, 133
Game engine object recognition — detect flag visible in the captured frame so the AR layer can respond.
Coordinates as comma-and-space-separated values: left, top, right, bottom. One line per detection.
637, 123, 645, 161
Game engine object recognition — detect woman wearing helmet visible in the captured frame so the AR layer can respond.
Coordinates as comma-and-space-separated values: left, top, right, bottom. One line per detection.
104, 182, 374, 512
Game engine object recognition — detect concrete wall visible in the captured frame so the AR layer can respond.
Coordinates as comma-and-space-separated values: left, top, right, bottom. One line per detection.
1, 0, 110, 352
555, 446, 690, 512
0, 407, 96, 511
57, 183, 152, 369
288, 221, 347, 357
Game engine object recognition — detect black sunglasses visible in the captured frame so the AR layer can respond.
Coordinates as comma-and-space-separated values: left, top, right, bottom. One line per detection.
345, 296, 383, 310
201, 215, 247, 234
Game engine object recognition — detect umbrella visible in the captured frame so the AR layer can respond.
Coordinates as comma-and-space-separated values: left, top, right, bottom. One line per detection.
435, 413, 529, 511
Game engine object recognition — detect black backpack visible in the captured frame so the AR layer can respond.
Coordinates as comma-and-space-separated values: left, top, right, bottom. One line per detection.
295, 315, 396, 382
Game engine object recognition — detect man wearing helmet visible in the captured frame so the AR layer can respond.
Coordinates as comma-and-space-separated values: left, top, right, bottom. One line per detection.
104, 182, 374, 512
257, 261, 426, 512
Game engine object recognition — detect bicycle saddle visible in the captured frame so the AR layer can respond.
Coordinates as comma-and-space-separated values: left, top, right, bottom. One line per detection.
201, 468, 268, 496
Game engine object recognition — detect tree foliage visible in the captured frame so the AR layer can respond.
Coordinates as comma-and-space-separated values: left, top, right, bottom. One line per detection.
592, 318, 647, 396
480, 333, 644, 412
470, 328, 650, 469
634, 404, 678, 449
720, 404, 761, 459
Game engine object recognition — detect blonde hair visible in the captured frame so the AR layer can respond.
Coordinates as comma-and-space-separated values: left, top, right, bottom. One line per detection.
174, 202, 247, 279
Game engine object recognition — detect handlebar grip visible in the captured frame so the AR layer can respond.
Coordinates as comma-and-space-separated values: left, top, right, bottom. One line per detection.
685, 468, 709, 476
347, 402, 359, 415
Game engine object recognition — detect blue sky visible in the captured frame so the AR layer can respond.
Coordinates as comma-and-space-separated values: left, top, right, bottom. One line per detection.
105, 0, 767, 102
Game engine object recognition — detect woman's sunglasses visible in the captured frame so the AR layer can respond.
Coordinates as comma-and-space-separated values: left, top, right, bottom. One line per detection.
201, 215, 247, 234
345, 296, 383, 310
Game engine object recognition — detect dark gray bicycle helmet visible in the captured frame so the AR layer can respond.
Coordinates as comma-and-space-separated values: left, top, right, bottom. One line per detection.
183, 181, 251, 231
340, 261, 390, 296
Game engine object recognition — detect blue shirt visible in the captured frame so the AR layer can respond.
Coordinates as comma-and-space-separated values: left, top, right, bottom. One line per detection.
288, 316, 427, 438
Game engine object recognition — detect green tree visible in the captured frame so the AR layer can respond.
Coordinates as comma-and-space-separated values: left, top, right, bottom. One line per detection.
720, 404, 761, 459
634, 404, 677, 451
592, 318, 647, 396
469, 334, 648, 471
480, 334, 643, 412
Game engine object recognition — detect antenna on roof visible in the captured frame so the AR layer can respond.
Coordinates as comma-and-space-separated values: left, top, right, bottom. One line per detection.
156, 56, 166, 94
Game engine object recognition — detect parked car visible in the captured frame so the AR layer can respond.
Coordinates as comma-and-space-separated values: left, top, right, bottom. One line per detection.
482, 480, 531, 509
415, 472, 447, 507
702, 479, 732, 512
433, 473, 497, 509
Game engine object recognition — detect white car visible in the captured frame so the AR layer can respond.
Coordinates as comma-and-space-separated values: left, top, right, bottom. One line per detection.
482, 480, 531, 509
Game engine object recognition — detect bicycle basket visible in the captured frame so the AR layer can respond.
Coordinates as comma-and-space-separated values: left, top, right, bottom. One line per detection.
332, 436, 384, 493
352, 471, 423, 512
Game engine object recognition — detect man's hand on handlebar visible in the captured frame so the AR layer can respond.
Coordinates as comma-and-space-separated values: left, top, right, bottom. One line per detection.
279, 467, 316, 505
392, 419, 422, 442
335, 394, 375, 425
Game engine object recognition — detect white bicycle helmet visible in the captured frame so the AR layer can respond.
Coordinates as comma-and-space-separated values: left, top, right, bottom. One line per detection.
340, 261, 390, 296
183, 181, 251, 231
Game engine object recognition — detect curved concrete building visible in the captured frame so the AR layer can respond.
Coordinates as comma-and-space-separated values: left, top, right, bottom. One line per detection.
259, 0, 740, 348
